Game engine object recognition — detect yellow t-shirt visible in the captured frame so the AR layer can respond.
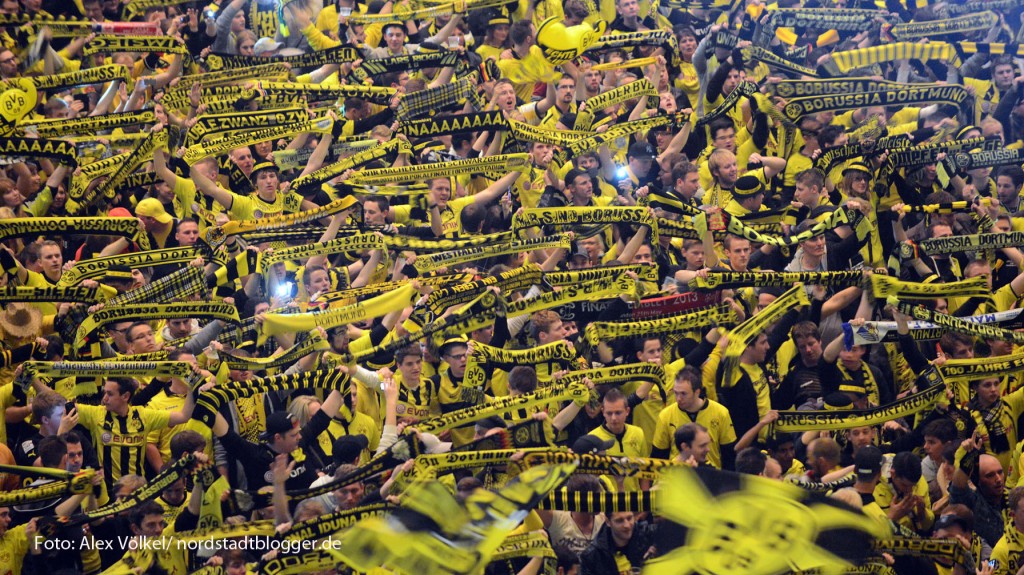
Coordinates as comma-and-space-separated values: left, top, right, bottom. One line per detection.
0, 523, 29, 575
323, 412, 381, 459
146, 391, 214, 462
171, 177, 199, 221
651, 399, 737, 469
228, 190, 305, 221
991, 527, 1024, 575
621, 380, 666, 443
476, 44, 504, 61
587, 423, 650, 490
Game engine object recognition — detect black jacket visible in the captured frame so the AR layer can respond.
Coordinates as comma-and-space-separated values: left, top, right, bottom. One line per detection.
579, 520, 657, 575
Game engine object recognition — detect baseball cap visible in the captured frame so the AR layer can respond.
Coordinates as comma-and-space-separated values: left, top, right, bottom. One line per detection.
108, 207, 133, 218
572, 435, 615, 455
260, 411, 298, 441
333, 434, 369, 464
853, 445, 883, 478
823, 392, 853, 410
571, 247, 590, 262
627, 141, 657, 160
135, 198, 173, 224
732, 175, 765, 200
253, 38, 283, 55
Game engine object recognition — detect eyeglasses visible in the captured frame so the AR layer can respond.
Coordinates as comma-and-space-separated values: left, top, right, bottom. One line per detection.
445, 353, 467, 361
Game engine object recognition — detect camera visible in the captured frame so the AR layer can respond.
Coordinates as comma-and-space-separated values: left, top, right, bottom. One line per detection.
276, 281, 294, 298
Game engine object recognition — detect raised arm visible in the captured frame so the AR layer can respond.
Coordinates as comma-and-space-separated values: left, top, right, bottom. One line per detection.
471, 170, 523, 207
823, 318, 861, 364
748, 152, 787, 179
168, 379, 214, 426
271, 453, 295, 526
189, 163, 236, 211
307, 214, 345, 269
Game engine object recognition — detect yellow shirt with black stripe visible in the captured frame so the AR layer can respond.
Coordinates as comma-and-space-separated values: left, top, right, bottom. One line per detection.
77, 403, 171, 487
395, 373, 441, 421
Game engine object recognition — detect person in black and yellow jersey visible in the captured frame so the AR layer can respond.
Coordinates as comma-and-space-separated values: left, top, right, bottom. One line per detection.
70, 374, 214, 493
0, 507, 39, 575
190, 161, 315, 221
348, 344, 441, 423
435, 336, 477, 448
991, 485, 1024, 575
651, 366, 737, 469
584, 388, 650, 490
723, 174, 769, 218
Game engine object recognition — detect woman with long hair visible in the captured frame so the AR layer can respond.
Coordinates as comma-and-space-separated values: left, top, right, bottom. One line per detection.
838, 161, 885, 268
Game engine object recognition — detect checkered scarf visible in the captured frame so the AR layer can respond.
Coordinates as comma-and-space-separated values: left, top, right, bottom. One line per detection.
105, 266, 207, 307
396, 75, 479, 123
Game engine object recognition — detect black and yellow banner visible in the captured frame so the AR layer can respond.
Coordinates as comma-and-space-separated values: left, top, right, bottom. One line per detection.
772, 384, 945, 432
83, 35, 188, 55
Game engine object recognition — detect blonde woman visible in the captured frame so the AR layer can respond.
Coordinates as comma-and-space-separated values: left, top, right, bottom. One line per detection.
837, 161, 885, 269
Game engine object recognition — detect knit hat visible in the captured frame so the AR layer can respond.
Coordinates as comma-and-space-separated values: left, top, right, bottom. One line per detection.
732, 175, 765, 199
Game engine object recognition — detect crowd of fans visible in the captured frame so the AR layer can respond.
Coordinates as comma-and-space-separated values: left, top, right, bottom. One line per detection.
2, 0, 1024, 574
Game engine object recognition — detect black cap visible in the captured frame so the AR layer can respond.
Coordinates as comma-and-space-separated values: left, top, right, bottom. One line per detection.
627, 141, 657, 160
333, 434, 369, 464
853, 445, 883, 479
823, 392, 853, 410
732, 175, 765, 199
572, 435, 615, 455
260, 411, 298, 442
